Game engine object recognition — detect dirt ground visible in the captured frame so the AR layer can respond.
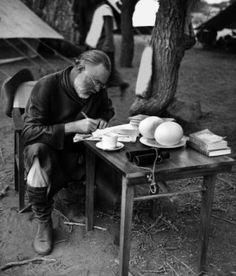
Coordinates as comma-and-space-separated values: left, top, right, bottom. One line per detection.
0, 35, 236, 276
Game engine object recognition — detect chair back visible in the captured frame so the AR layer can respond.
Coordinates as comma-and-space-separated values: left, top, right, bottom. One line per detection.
13, 81, 37, 109
1, 68, 35, 117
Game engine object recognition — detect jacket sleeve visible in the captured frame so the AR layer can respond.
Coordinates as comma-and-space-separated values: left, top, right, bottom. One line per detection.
22, 79, 65, 150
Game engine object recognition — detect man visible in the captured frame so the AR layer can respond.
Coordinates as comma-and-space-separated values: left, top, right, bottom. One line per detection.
22, 50, 114, 255
85, 0, 129, 92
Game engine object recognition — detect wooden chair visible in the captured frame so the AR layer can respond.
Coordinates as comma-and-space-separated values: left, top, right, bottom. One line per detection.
1, 69, 36, 211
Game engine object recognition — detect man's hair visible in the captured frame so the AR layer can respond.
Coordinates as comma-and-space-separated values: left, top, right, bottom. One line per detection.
75, 50, 111, 73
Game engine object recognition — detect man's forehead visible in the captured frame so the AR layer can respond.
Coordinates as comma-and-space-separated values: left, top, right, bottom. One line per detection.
85, 63, 107, 73
85, 63, 110, 81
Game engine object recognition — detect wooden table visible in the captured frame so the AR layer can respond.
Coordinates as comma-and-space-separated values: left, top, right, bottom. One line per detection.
84, 140, 234, 276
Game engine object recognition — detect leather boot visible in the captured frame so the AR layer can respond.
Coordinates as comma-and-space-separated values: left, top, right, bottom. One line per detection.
27, 186, 53, 255
33, 219, 53, 255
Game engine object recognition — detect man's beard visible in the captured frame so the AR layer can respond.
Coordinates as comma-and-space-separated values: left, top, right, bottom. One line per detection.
75, 87, 94, 99
74, 78, 95, 99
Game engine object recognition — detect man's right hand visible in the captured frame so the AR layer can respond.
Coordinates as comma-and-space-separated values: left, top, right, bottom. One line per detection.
76, 118, 99, 133
65, 118, 99, 134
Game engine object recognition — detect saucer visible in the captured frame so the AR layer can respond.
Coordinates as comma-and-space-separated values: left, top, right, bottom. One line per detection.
139, 137, 187, 148
96, 142, 124, 151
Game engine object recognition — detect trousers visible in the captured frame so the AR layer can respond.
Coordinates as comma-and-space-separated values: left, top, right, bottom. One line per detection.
24, 143, 85, 200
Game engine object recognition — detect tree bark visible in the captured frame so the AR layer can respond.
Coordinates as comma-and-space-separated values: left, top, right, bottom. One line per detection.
129, 0, 196, 116
22, 0, 75, 41
120, 0, 138, 67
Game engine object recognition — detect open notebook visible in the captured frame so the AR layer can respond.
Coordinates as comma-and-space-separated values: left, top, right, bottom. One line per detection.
73, 124, 139, 143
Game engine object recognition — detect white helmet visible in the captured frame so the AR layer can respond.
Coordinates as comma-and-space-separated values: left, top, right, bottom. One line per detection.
107, 0, 122, 14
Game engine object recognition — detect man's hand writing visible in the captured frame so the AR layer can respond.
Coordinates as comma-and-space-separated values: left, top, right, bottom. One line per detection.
97, 119, 108, 129
65, 118, 99, 134
80, 118, 99, 133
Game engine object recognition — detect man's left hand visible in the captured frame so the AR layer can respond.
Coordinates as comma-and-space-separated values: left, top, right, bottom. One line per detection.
97, 119, 108, 129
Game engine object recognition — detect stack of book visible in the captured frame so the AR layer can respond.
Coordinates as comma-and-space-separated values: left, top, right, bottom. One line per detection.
187, 129, 231, 157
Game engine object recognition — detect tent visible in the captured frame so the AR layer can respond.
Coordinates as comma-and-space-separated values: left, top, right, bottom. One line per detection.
0, 0, 80, 64
196, 2, 236, 46
196, 2, 236, 32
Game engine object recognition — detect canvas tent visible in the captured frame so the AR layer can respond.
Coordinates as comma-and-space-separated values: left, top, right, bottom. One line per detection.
197, 2, 236, 32
196, 2, 236, 46
0, 0, 69, 64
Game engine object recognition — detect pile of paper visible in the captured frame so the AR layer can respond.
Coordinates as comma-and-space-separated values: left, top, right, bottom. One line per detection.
73, 124, 139, 143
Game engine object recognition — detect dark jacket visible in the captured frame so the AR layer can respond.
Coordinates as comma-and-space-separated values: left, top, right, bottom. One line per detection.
22, 66, 114, 151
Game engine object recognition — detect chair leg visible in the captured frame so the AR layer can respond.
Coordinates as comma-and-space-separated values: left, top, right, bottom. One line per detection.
15, 131, 25, 211
18, 170, 25, 211
14, 133, 19, 192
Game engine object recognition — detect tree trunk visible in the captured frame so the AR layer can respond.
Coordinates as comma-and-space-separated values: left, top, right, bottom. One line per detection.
129, 0, 195, 116
22, 0, 75, 41
120, 0, 138, 67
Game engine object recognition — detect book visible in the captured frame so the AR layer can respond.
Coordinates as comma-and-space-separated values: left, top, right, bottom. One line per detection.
189, 136, 228, 151
189, 129, 225, 144
187, 140, 231, 157
189, 129, 228, 150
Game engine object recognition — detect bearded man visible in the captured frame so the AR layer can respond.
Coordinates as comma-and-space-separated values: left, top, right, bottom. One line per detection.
23, 50, 114, 255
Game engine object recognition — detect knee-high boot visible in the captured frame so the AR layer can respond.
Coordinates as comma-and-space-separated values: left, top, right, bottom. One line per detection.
27, 186, 53, 255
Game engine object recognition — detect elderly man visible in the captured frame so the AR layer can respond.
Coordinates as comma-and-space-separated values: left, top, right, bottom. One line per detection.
22, 50, 114, 255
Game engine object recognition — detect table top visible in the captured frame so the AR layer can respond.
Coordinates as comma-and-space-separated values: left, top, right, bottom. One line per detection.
84, 140, 235, 182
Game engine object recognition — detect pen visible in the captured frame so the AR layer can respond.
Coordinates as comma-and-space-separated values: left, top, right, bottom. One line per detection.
81, 111, 100, 129
81, 111, 88, 119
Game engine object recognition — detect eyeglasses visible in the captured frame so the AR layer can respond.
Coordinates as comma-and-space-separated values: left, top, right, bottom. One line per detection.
84, 70, 107, 90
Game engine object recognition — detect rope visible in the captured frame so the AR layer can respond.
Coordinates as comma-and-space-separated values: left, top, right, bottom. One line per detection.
0, 24, 73, 78
38, 39, 74, 65
19, 38, 55, 71
0, 68, 10, 78
3, 39, 41, 69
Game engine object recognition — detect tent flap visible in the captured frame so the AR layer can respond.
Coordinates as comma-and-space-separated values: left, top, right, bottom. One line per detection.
0, 0, 64, 39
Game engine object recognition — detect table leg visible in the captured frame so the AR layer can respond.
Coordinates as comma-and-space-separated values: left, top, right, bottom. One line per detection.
199, 174, 216, 273
85, 148, 96, 232
18, 132, 25, 211
119, 176, 134, 276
